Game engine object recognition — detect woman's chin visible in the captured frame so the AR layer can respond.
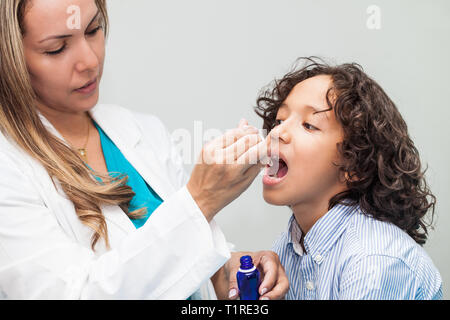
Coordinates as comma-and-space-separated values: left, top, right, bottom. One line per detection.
70, 94, 100, 112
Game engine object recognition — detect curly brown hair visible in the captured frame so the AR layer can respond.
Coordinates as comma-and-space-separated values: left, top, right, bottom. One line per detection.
255, 57, 436, 245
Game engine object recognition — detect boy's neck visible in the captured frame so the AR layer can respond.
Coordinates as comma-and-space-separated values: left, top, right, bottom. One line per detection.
292, 183, 348, 237
291, 198, 330, 236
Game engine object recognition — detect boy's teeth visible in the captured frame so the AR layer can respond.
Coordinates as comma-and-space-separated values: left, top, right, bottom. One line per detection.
260, 156, 273, 166
266, 158, 279, 176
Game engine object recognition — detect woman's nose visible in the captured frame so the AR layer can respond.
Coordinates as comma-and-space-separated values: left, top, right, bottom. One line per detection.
74, 41, 99, 73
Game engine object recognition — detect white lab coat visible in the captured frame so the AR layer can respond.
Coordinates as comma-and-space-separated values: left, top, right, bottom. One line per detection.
0, 103, 231, 299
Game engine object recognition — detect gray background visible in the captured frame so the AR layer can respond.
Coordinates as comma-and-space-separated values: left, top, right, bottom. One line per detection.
99, 0, 450, 298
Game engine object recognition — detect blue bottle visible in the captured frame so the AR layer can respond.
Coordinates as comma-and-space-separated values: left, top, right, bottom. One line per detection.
236, 255, 260, 300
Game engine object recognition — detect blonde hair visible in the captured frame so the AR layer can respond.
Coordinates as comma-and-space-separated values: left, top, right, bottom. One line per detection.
0, 0, 146, 250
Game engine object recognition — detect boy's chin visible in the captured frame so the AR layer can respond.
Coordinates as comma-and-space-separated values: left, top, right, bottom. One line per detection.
263, 191, 290, 206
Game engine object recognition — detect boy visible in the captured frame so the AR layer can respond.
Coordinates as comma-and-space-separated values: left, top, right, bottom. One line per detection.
256, 57, 442, 299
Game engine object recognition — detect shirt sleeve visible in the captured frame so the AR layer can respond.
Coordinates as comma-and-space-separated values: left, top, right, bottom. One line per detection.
137, 112, 235, 299
338, 254, 419, 300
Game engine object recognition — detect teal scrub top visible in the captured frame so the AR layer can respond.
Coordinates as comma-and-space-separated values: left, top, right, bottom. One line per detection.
93, 121, 163, 229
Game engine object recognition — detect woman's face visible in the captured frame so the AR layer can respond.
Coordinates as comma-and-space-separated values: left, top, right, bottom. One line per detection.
22, 0, 105, 114
263, 75, 347, 209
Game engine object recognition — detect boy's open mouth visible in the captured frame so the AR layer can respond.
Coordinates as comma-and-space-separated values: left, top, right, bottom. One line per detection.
264, 157, 289, 185
271, 158, 288, 178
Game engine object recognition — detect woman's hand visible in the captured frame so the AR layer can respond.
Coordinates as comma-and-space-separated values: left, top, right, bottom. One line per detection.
187, 119, 267, 222
211, 250, 289, 300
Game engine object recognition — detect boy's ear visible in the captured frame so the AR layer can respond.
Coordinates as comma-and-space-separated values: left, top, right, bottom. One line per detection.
343, 171, 359, 183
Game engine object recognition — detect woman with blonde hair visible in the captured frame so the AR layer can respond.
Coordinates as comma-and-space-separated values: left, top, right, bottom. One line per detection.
0, 0, 288, 299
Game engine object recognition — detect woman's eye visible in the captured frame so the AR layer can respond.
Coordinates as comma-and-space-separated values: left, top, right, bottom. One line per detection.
275, 119, 284, 125
44, 26, 101, 56
45, 44, 66, 56
87, 25, 102, 36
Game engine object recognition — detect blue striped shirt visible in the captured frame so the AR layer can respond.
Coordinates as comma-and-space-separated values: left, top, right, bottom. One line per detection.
272, 202, 442, 300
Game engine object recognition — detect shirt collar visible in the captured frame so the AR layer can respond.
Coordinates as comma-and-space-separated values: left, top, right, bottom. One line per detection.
287, 200, 358, 259
287, 215, 305, 256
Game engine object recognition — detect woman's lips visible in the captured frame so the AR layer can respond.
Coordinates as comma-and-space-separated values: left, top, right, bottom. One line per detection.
75, 78, 97, 94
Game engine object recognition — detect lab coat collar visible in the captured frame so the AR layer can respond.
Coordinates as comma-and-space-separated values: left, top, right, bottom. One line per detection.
89, 104, 173, 200
89, 103, 142, 149
36, 104, 147, 234
37, 103, 142, 150
36, 102, 173, 201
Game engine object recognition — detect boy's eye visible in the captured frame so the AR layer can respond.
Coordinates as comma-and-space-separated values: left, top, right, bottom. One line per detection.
303, 122, 318, 131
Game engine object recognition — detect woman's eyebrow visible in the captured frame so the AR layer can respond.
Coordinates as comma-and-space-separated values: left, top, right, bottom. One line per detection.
38, 9, 100, 43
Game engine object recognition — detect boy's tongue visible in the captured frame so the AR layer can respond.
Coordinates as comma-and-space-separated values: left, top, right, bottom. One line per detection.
277, 160, 288, 178
267, 159, 288, 178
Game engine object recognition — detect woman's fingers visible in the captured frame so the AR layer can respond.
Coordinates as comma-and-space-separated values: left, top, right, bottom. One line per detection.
224, 252, 246, 300
257, 254, 277, 294
261, 272, 289, 300
208, 121, 259, 151
237, 136, 270, 170
187, 119, 265, 220
225, 251, 289, 300
205, 121, 263, 167
219, 133, 261, 164
202, 118, 269, 168
238, 118, 248, 129
256, 251, 289, 300
227, 271, 240, 300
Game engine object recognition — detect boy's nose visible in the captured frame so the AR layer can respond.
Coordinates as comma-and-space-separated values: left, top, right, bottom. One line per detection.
269, 123, 290, 144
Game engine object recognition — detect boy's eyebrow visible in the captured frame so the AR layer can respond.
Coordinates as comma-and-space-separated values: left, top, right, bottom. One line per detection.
38, 9, 100, 43
280, 102, 330, 117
